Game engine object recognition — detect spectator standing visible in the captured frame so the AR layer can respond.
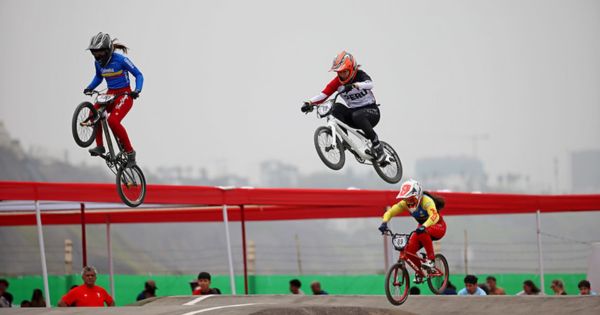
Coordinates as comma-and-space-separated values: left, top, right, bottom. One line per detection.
478, 283, 490, 295
442, 281, 457, 295
58, 266, 115, 307
458, 275, 487, 296
0, 279, 13, 307
136, 280, 158, 301
20, 300, 31, 307
578, 280, 598, 296
486, 276, 506, 295
310, 281, 328, 295
192, 272, 221, 295
289, 279, 304, 295
516, 280, 541, 295
29, 289, 46, 307
550, 279, 567, 295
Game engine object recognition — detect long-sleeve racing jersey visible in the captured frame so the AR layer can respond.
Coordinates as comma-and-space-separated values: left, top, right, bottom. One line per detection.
86, 53, 144, 92
309, 70, 376, 108
382, 194, 441, 228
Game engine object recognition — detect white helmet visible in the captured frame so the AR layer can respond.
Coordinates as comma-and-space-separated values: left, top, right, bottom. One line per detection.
396, 179, 423, 211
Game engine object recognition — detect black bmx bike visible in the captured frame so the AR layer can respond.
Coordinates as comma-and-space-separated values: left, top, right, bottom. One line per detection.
71, 90, 146, 207
383, 229, 449, 305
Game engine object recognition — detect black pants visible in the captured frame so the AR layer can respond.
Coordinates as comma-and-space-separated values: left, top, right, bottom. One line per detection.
331, 103, 380, 143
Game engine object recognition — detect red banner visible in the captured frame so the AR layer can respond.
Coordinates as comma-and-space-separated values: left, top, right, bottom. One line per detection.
1, 181, 599, 226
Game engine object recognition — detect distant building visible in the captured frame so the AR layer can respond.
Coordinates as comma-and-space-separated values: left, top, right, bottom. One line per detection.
571, 150, 600, 193
0, 121, 25, 159
415, 156, 487, 192
260, 160, 299, 187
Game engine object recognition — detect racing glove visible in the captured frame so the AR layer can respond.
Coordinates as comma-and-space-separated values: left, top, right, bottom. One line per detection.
378, 222, 389, 234
415, 226, 426, 234
83, 88, 94, 95
301, 101, 313, 113
342, 84, 355, 93
130, 90, 140, 99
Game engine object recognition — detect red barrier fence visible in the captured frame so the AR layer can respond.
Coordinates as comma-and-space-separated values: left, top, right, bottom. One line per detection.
1, 181, 599, 226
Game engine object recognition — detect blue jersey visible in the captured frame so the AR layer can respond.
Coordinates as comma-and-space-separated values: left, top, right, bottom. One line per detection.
86, 53, 144, 92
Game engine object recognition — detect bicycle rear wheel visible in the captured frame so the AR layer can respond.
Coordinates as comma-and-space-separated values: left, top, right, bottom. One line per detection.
313, 126, 345, 170
72, 102, 98, 148
384, 262, 410, 306
427, 254, 449, 294
372, 141, 403, 184
116, 165, 146, 207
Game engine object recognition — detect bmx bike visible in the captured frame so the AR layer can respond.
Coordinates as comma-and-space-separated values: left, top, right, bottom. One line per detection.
71, 90, 146, 207
305, 93, 403, 184
382, 228, 449, 305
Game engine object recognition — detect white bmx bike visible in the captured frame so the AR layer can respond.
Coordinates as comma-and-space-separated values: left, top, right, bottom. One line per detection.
306, 93, 403, 184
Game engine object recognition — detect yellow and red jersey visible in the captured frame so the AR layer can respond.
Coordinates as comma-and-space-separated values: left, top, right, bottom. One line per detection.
382, 194, 441, 228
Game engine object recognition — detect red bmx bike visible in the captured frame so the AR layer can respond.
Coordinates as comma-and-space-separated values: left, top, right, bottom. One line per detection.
383, 229, 449, 305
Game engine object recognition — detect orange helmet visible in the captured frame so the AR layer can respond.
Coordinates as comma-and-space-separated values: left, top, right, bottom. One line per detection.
330, 51, 358, 84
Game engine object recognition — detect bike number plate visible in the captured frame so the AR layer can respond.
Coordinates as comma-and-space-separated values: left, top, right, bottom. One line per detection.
392, 234, 408, 250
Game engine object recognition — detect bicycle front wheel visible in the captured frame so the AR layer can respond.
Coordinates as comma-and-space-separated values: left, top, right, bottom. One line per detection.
385, 262, 410, 306
373, 141, 403, 184
116, 165, 147, 207
427, 253, 449, 294
313, 126, 345, 170
72, 102, 98, 148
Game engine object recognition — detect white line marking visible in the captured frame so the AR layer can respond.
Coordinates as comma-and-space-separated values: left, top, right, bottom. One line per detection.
182, 295, 213, 306
180, 303, 260, 315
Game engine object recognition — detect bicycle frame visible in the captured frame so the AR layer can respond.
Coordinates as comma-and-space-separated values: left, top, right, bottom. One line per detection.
87, 91, 128, 169
387, 231, 444, 278
326, 116, 374, 162
98, 106, 124, 164
398, 250, 444, 278
315, 93, 376, 163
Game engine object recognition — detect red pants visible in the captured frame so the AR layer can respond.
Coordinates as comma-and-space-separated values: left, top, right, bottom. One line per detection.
405, 218, 446, 268
94, 87, 134, 153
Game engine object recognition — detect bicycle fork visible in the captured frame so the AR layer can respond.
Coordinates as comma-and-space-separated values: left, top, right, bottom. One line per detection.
328, 120, 339, 150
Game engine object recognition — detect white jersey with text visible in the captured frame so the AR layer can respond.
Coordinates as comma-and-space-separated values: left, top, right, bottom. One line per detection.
309, 70, 377, 108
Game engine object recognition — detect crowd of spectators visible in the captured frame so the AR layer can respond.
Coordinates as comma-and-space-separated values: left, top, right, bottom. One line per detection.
453, 275, 598, 297
2, 270, 597, 307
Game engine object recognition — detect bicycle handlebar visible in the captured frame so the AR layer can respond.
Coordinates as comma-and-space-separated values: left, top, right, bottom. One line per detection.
382, 228, 414, 238
86, 90, 131, 98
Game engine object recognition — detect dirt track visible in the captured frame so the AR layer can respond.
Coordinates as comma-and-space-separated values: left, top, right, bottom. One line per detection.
1, 295, 599, 315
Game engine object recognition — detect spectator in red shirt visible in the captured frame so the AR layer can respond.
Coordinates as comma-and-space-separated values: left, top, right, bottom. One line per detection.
58, 266, 115, 307
192, 272, 221, 295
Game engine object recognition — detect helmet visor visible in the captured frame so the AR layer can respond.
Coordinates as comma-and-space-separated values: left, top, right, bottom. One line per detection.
91, 49, 110, 64
91, 49, 108, 59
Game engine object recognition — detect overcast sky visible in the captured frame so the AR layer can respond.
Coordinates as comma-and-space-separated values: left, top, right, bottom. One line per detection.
1, 0, 599, 191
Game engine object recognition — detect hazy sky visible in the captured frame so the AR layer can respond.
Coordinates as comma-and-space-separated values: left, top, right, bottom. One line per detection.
1, 0, 599, 190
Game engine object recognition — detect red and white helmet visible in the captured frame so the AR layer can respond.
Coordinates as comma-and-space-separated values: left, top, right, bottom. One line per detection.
396, 179, 423, 211
330, 51, 358, 84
